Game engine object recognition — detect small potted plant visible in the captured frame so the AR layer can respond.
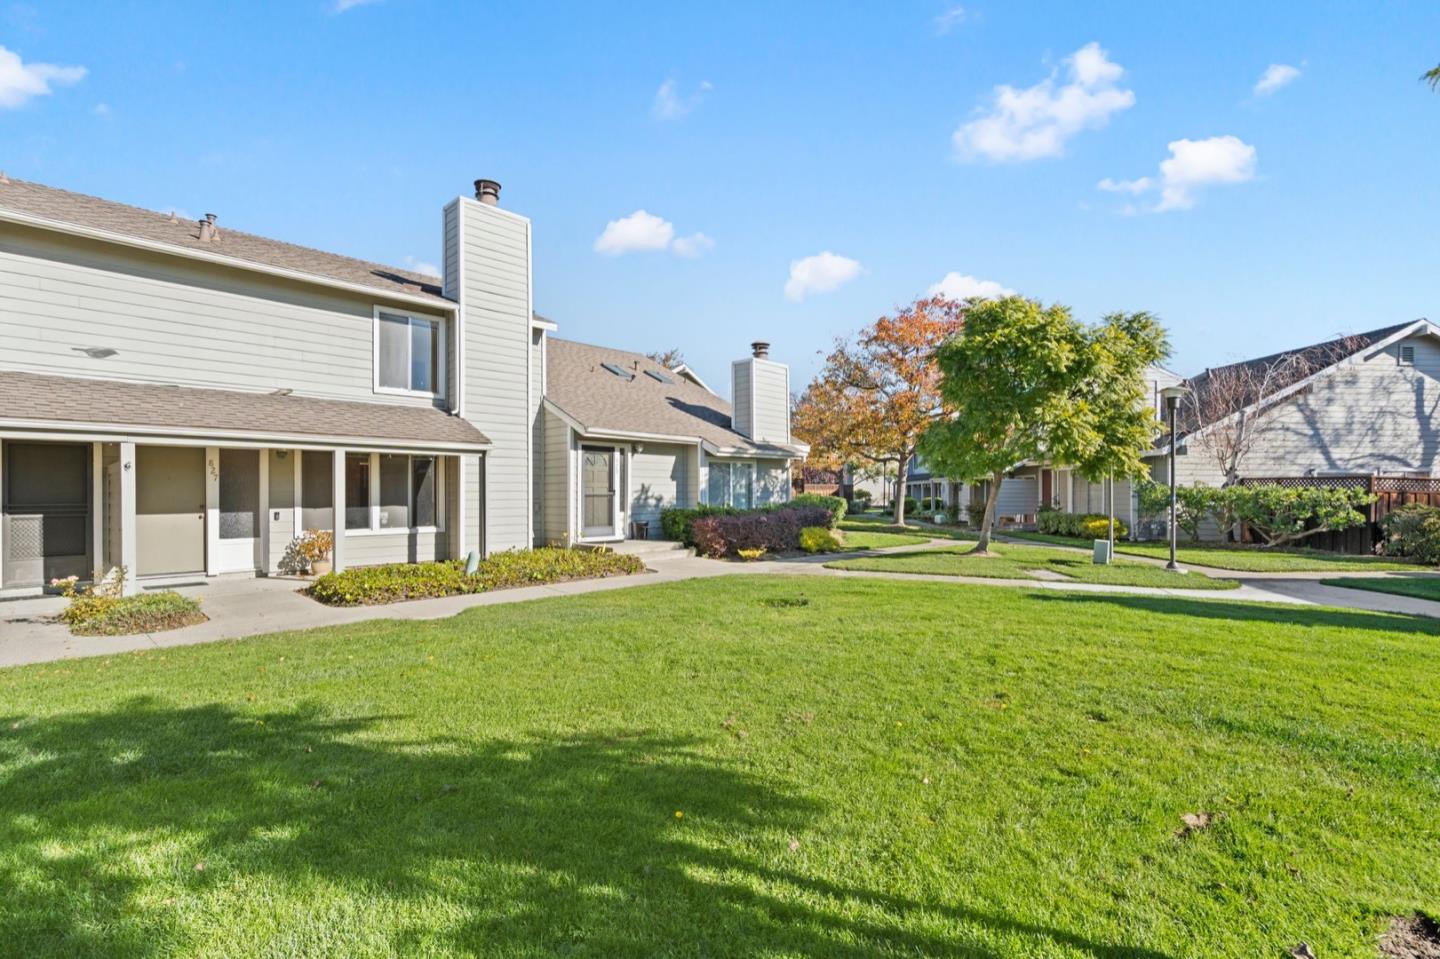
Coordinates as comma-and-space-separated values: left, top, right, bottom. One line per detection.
299, 529, 335, 576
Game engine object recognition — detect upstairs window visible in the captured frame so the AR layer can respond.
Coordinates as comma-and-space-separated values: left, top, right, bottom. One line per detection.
376, 309, 443, 395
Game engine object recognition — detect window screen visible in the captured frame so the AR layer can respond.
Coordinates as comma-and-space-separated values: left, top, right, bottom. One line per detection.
379, 454, 409, 529
412, 457, 437, 528
345, 453, 370, 530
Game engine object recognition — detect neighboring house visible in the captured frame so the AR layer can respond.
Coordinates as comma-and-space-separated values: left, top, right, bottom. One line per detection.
907, 364, 1182, 529
538, 338, 805, 545
0, 176, 803, 596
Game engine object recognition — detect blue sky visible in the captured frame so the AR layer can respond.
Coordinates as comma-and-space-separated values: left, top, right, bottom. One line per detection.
5, 1, 1440, 395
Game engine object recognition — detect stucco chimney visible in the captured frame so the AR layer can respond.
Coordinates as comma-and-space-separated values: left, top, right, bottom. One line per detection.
750, 341, 770, 359
474, 179, 502, 206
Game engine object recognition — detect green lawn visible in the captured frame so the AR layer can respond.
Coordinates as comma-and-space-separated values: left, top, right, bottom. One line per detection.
839, 512, 975, 542
1320, 575, 1440, 602
827, 541, 1239, 590
833, 528, 931, 550
1006, 531, 1421, 572
3, 576, 1437, 957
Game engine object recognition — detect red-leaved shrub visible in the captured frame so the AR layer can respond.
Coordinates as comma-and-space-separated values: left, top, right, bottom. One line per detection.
691, 505, 831, 558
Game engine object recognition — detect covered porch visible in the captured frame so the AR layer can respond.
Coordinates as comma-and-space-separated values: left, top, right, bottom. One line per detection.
0, 372, 490, 597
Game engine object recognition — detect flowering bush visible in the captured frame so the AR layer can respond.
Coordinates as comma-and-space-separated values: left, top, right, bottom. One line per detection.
307, 547, 646, 606
52, 567, 205, 636
281, 529, 335, 574
799, 526, 842, 553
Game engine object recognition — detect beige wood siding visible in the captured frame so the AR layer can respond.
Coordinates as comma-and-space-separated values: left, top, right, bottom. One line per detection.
453, 199, 532, 554
342, 530, 448, 566
541, 409, 571, 545
731, 361, 753, 438
0, 224, 451, 409
629, 443, 689, 529
754, 459, 791, 506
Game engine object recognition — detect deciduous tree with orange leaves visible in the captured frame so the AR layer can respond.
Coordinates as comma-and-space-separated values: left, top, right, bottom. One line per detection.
792, 296, 966, 526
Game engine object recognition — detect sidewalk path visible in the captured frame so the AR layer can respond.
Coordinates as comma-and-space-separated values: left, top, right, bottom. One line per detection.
3, 537, 1438, 668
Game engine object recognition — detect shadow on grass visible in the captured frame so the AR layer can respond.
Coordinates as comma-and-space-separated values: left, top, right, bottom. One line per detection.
1029, 591, 1440, 636
0, 698, 1177, 958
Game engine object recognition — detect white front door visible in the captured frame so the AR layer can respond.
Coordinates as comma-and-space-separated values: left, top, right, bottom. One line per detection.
217, 448, 261, 572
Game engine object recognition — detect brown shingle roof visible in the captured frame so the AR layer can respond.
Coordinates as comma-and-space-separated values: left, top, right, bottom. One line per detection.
0, 371, 489, 449
545, 338, 802, 457
0, 176, 451, 305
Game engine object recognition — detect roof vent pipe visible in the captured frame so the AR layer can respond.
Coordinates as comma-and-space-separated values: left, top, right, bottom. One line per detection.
198, 213, 218, 242
474, 179, 501, 206
750, 341, 770, 359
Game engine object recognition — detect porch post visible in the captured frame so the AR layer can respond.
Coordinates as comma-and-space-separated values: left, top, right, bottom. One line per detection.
456, 455, 468, 558
91, 443, 103, 580
204, 446, 219, 577
331, 449, 346, 573
119, 441, 138, 596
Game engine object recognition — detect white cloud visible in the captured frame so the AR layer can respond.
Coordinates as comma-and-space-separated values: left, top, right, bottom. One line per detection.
333, 0, 382, 11
1253, 63, 1301, 97
0, 45, 85, 109
784, 252, 862, 302
594, 210, 713, 258
1096, 176, 1153, 194
1099, 135, 1257, 212
671, 232, 715, 259
934, 5, 966, 34
92, 101, 109, 115
652, 78, 712, 120
595, 210, 674, 255
927, 272, 1014, 301
952, 42, 1134, 162
403, 255, 441, 278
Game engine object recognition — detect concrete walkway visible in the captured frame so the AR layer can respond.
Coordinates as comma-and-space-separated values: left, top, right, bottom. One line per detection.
3, 536, 1439, 668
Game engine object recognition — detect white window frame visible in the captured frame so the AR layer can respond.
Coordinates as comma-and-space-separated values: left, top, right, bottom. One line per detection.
705, 458, 756, 509
301, 451, 446, 536
373, 307, 448, 398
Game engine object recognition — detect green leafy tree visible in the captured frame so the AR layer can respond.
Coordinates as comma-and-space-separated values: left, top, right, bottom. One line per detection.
1231, 484, 1374, 548
1425, 64, 1440, 90
919, 297, 1167, 553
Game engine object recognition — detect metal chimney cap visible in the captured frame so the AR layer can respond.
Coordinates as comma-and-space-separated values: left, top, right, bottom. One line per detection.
474, 179, 502, 205
750, 341, 771, 359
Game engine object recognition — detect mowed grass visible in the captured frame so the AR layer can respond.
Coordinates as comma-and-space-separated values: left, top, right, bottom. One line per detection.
1006, 532, 1422, 572
834, 528, 932, 550
1321, 574, 1440, 602
827, 541, 1239, 590
3, 576, 1438, 957
839, 510, 975, 544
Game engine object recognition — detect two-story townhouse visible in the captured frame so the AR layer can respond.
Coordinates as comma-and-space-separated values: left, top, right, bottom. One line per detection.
0, 176, 803, 596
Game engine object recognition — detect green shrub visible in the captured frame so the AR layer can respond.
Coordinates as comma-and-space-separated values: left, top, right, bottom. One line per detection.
61, 590, 206, 636
660, 505, 740, 544
1077, 515, 1129, 539
308, 548, 646, 606
1380, 505, 1440, 564
786, 493, 847, 525
799, 526, 842, 553
1231, 484, 1374, 548
1037, 510, 1128, 539
893, 496, 919, 517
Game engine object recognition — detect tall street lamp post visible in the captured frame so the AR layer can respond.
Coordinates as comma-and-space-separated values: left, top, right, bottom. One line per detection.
1160, 385, 1190, 572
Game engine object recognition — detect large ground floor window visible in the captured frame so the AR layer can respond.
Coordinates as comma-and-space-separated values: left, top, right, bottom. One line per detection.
707, 461, 754, 509
305, 452, 443, 534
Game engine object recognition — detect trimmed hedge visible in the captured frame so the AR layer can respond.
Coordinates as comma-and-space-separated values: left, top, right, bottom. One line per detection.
308, 547, 646, 606
1379, 504, 1440, 564
661, 496, 844, 546
691, 506, 833, 558
1037, 510, 1129, 540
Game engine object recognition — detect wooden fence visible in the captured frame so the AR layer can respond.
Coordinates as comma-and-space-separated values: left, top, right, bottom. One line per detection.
1238, 474, 1440, 553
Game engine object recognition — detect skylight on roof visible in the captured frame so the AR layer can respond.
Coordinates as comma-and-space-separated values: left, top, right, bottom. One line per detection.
644, 369, 673, 384
601, 362, 635, 381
